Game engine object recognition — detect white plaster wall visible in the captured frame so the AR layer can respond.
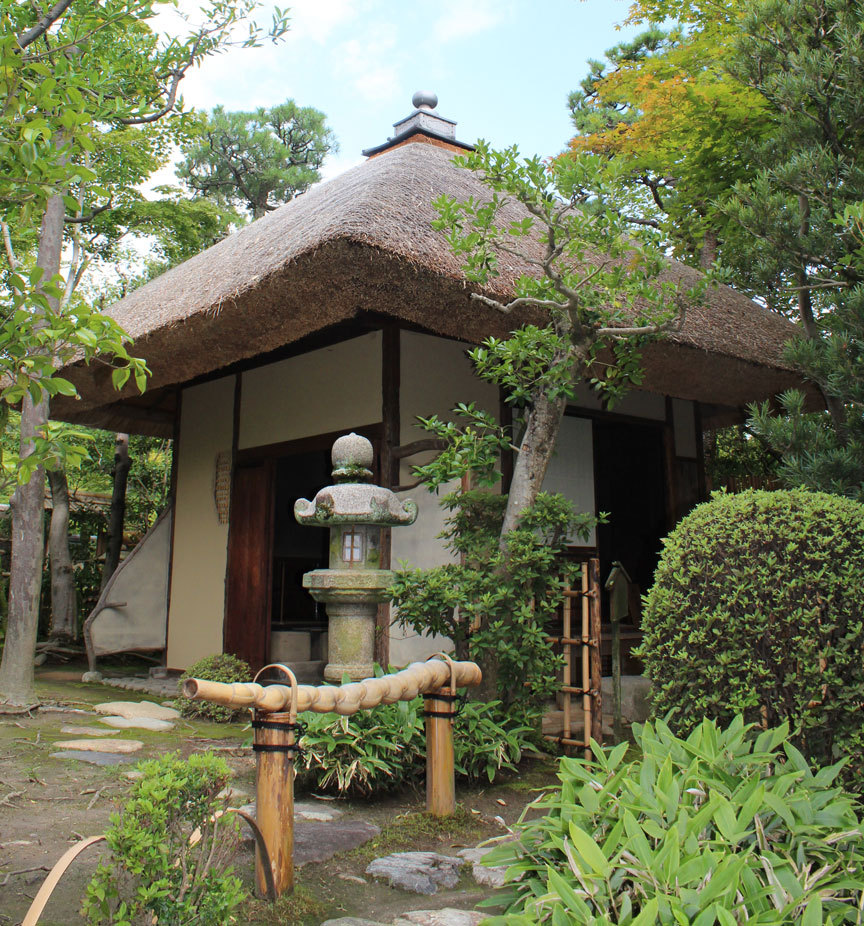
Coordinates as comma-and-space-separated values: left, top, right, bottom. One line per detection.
672, 398, 698, 458
568, 383, 666, 420
542, 415, 596, 544
239, 332, 382, 449
166, 377, 234, 669
390, 332, 500, 665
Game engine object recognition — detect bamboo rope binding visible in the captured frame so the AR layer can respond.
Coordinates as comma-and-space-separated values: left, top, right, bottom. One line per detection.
182, 658, 482, 715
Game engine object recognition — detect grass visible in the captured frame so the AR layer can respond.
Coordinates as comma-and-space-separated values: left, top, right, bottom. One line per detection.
245, 882, 328, 926
343, 806, 483, 867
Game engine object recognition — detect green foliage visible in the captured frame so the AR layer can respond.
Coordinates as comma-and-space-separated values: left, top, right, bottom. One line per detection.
705, 423, 779, 487
392, 483, 596, 713
177, 99, 336, 218
82, 751, 245, 926
433, 142, 702, 408
484, 716, 864, 924
641, 489, 864, 788
298, 691, 424, 797
0, 0, 289, 474
180, 654, 253, 723
297, 691, 533, 796
454, 700, 534, 784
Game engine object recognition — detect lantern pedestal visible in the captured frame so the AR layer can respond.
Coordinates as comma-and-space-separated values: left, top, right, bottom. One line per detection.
303, 571, 393, 682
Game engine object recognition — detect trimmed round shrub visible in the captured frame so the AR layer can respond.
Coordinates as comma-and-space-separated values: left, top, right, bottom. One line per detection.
641, 488, 864, 787
180, 653, 252, 723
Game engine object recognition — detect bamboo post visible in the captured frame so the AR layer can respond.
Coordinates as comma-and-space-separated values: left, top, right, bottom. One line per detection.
589, 557, 603, 746
581, 561, 591, 760
562, 579, 572, 752
253, 709, 296, 897
425, 655, 456, 816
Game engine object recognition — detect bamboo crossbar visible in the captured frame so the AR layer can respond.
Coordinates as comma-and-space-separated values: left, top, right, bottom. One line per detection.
182, 659, 482, 716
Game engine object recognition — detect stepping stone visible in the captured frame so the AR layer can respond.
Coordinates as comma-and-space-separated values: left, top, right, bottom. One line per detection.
394, 911, 485, 926
366, 852, 465, 895
457, 847, 508, 888
234, 800, 344, 822
53, 738, 143, 754
295, 820, 380, 866
100, 715, 175, 732
51, 750, 135, 766
217, 786, 250, 804
94, 700, 179, 721
321, 920, 383, 926
59, 724, 121, 736
295, 800, 342, 822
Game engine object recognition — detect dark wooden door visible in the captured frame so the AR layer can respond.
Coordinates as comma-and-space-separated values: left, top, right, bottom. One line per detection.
224, 460, 274, 669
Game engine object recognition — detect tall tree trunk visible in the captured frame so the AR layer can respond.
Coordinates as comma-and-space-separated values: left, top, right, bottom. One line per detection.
499, 392, 567, 539
0, 191, 65, 706
795, 193, 848, 443
47, 468, 77, 640
474, 391, 567, 701
101, 432, 130, 591
700, 229, 718, 269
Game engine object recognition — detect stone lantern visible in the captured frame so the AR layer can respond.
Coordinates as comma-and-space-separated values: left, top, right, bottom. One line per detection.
294, 433, 418, 682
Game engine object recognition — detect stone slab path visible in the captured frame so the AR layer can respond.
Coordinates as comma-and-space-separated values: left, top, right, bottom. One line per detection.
53, 738, 143, 754
100, 715, 175, 732
323, 910, 484, 926
50, 749, 136, 766
94, 700, 179, 721
366, 852, 465, 895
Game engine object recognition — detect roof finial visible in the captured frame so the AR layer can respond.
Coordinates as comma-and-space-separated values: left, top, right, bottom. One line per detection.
411, 90, 438, 111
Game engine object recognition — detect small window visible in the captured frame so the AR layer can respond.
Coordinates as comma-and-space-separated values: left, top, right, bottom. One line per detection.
342, 527, 364, 564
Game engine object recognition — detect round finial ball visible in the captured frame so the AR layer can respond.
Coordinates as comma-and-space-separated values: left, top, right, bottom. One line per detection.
331, 432, 374, 470
412, 90, 438, 111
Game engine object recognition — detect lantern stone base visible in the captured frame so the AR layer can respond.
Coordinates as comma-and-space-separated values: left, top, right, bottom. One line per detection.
303, 570, 393, 683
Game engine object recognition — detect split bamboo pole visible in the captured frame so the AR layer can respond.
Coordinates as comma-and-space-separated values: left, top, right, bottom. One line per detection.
253, 710, 296, 897
182, 659, 481, 716
589, 557, 603, 746
581, 561, 592, 760
562, 580, 572, 751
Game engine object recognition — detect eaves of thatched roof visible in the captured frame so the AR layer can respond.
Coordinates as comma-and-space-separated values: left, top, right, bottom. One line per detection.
54, 142, 806, 435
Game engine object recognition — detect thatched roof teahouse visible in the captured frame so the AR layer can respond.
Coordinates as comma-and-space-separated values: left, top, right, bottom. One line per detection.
72, 92, 808, 677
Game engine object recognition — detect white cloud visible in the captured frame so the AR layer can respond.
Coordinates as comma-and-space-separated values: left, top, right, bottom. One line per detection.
432, 0, 505, 42
332, 23, 401, 104
285, 0, 363, 44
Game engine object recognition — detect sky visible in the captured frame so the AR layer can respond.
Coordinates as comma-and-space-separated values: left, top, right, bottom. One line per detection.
160, 0, 642, 183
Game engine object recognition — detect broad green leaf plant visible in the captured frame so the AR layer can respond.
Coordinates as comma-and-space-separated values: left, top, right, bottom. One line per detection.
484, 717, 864, 924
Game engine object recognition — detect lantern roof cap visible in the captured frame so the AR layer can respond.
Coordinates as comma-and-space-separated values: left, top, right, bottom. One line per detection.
294, 433, 418, 527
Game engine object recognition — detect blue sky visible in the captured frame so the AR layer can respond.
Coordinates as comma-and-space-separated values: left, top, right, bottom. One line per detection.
168, 0, 641, 180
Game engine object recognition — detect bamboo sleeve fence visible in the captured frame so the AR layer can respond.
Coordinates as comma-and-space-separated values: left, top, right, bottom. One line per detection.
545, 557, 603, 759
183, 655, 481, 898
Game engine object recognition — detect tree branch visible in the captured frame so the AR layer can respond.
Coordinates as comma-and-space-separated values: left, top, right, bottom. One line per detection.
63, 200, 112, 224
470, 292, 568, 315
1, 221, 19, 270
16, 0, 74, 50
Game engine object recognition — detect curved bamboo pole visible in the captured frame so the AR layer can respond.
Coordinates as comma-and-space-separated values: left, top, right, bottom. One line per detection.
182, 659, 482, 715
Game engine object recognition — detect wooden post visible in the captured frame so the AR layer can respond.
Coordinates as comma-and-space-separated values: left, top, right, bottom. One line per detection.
589, 557, 603, 746
424, 689, 456, 816
562, 580, 572, 751
253, 710, 295, 897
581, 562, 592, 760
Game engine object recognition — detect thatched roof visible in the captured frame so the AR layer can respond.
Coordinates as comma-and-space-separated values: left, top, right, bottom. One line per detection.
54, 141, 806, 435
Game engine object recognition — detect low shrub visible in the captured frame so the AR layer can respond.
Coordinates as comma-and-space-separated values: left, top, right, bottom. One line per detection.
640, 488, 864, 788
298, 693, 533, 796
484, 717, 864, 924
180, 653, 252, 723
298, 696, 424, 797
82, 751, 245, 925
